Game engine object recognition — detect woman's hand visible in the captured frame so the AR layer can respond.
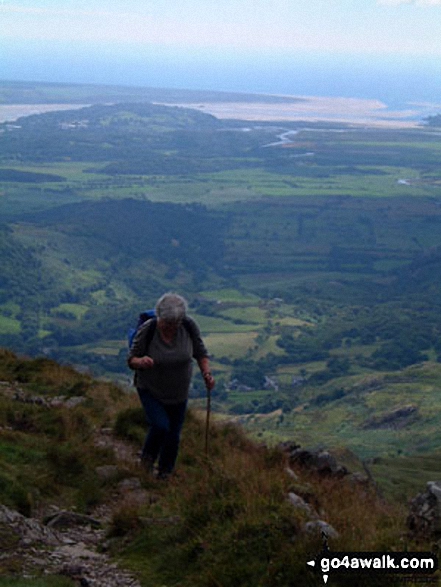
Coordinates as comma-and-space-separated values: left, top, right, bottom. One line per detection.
198, 357, 215, 391
130, 356, 154, 370
203, 371, 215, 391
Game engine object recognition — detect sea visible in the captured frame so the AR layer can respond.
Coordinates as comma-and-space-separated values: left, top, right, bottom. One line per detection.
1, 41, 441, 114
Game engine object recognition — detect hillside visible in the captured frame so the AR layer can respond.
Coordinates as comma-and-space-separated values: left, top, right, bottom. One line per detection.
3, 196, 441, 403
2, 89, 441, 482
0, 349, 435, 587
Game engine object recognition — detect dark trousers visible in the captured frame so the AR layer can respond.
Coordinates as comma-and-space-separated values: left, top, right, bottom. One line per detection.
137, 389, 187, 474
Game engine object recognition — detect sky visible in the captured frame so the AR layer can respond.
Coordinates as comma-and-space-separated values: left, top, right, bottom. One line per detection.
1, 0, 441, 102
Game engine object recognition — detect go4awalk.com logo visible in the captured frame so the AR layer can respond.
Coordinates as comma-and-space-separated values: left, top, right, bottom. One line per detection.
307, 551, 438, 584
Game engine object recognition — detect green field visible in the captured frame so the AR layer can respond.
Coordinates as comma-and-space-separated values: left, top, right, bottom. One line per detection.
2, 86, 441, 474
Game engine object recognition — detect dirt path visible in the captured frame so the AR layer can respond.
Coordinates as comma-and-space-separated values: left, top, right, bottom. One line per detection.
0, 382, 150, 586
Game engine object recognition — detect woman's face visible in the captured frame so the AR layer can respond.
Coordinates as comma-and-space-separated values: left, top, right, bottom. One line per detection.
158, 318, 181, 338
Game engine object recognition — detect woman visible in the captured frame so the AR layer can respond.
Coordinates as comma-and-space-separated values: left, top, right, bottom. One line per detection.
128, 293, 215, 478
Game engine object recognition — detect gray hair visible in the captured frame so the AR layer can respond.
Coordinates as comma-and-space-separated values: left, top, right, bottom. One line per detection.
155, 292, 188, 322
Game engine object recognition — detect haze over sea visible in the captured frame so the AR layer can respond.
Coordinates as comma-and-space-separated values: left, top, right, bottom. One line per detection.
2, 41, 441, 114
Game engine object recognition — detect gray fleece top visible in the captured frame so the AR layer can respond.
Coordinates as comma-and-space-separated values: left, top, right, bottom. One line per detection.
128, 317, 209, 404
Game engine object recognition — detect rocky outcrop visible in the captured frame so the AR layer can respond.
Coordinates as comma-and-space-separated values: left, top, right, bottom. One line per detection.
0, 381, 86, 409
288, 492, 318, 518
0, 504, 141, 586
282, 444, 346, 541
304, 519, 339, 540
362, 405, 418, 430
287, 492, 340, 540
0, 504, 60, 547
407, 481, 441, 540
44, 511, 102, 530
280, 443, 348, 478
280, 442, 373, 490
0, 420, 150, 586
281, 441, 379, 541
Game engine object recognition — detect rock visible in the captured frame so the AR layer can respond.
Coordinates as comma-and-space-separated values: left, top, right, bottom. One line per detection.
291, 376, 306, 388
64, 396, 87, 408
118, 478, 142, 492
0, 385, 87, 410
304, 520, 340, 540
45, 511, 101, 529
287, 492, 339, 540
0, 505, 61, 546
95, 465, 120, 481
428, 481, 441, 503
57, 542, 102, 559
278, 441, 301, 456
49, 396, 86, 408
0, 505, 141, 586
407, 481, 441, 539
287, 448, 348, 478
362, 405, 418, 430
285, 467, 300, 481
288, 492, 318, 518
264, 376, 279, 391
60, 565, 90, 587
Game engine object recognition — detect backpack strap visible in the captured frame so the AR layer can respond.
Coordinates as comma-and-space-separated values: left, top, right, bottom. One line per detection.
132, 316, 201, 356
141, 317, 157, 353
182, 316, 194, 339
145, 317, 195, 347
127, 318, 157, 378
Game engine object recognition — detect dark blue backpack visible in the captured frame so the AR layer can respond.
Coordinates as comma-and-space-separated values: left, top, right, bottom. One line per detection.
128, 309, 156, 348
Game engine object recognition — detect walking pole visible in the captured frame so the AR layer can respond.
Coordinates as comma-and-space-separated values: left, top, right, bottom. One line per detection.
205, 385, 211, 458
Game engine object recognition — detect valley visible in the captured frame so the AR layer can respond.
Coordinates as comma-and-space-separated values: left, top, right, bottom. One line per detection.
1, 81, 441, 497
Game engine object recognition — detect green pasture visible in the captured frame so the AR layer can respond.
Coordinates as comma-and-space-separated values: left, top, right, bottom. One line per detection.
0, 162, 105, 182
0, 302, 20, 314
194, 314, 257, 334
0, 303, 21, 335
274, 316, 313, 328
37, 327, 52, 339
253, 335, 285, 359
199, 288, 261, 304
218, 305, 267, 324
204, 331, 258, 359
2, 99, 441, 218
90, 289, 112, 304
201, 167, 430, 201
345, 140, 441, 151
276, 366, 309, 379
51, 303, 89, 319
0, 186, 80, 216
253, 362, 441, 461
135, 173, 271, 205
369, 450, 441, 502
1, 160, 435, 215
80, 339, 125, 356
0, 315, 21, 334
227, 389, 273, 404
12, 224, 114, 292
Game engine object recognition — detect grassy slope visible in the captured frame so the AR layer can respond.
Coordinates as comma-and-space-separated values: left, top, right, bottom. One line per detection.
3, 195, 441, 469
0, 350, 422, 587
246, 362, 441, 454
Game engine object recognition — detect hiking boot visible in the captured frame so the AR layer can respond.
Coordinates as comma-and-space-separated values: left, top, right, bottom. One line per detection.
140, 455, 155, 474
155, 469, 172, 481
